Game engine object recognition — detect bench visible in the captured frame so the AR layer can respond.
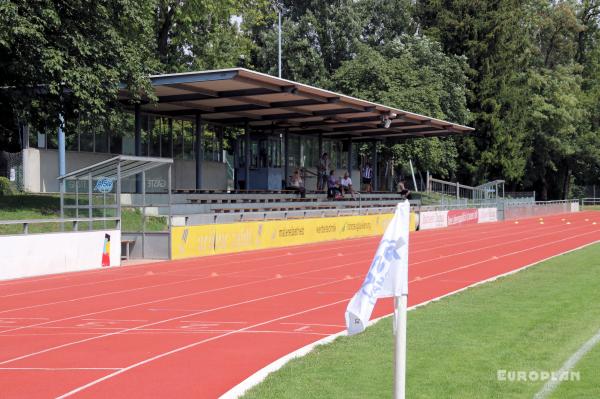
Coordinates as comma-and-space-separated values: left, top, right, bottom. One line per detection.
121, 239, 136, 260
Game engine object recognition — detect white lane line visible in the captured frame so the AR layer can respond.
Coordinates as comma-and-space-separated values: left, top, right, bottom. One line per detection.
178, 321, 247, 324
81, 319, 148, 322
533, 327, 600, 399
3, 223, 598, 361
410, 230, 600, 283
0, 215, 541, 299
281, 322, 345, 328
0, 367, 122, 371
0, 317, 49, 320
55, 298, 350, 399
0, 215, 561, 314
410, 223, 591, 266
0, 241, 377, 315
0, 259, 368, 335
0, 210, 589, 291
0, 276, 356, 365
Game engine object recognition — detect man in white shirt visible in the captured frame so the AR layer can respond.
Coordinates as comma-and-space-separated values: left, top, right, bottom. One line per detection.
340, 172, 354, 199
288, 169, 306, 198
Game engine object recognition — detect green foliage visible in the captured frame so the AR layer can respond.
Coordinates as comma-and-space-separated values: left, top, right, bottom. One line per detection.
332, 38, 470, 178
1, 0, 600, 199
0, 0, 156, 135
417, 0, 600, 197
0, 177, 14, 196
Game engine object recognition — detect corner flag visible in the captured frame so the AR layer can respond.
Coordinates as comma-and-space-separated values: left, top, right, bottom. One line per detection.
345, 200, 410, 399
345, 200, 410, 334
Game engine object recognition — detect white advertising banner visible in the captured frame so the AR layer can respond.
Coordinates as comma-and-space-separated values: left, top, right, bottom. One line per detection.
570, 202, 580, 212
477, 208, 498, 223
419, 211, 448, 230
0, 230, 121, 281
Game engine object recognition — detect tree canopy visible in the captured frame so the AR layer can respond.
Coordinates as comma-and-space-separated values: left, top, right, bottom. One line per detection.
1, 0, 599, 198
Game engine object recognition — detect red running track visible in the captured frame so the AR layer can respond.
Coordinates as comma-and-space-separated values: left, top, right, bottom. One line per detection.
1, 211, 599, 398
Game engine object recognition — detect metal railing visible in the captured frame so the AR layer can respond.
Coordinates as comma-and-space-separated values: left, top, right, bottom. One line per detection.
582, 198, 600, 207
426, 177, 501, 205
505, 191, 536, 199
0, 217, 121, 235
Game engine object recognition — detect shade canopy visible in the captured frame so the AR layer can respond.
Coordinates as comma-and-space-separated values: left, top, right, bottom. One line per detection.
119, 68, 473, 140
58, 155, 173, 181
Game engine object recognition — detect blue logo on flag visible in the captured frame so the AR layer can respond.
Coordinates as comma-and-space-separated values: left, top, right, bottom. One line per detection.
95, 177, 113, 193
360, 238, 405, 304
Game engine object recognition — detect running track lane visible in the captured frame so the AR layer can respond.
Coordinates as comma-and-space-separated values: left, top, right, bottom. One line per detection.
0, 212, 599, 398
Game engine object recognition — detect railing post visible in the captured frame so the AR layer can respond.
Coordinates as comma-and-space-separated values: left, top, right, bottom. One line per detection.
23, 223, 28, 234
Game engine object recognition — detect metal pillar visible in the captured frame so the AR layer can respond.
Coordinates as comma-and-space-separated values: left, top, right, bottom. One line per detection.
142, 170, 146, 258
245, 124, 251, 190
168, 118, 174, 159
88, 173, 93, 231
134, 104, 142, 193
278, 8, 282, 78
195, 113, 204, 190
21, 123, 29, 149
284, 129, 289, 189
116, 163, 121, 230
372, 141, 378, 192
318, 133, 323, 159
167, 163, 172, 259
218, 126, 224, 162
347, 137, 353, 175
58, 114, 66, 176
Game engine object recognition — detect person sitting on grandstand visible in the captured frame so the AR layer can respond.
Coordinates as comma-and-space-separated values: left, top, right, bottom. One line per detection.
327, 170, 341, 199
340, 172, 354, 199
398, 179, 411, 200
288, 169, 306, 198
362, 162, 373, 193
318, 152, 330, 192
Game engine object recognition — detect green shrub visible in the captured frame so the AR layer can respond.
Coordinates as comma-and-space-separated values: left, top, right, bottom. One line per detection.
0, 177, 14, 196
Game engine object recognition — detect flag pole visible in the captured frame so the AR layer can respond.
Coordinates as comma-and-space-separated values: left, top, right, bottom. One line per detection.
394, 294, 408, 399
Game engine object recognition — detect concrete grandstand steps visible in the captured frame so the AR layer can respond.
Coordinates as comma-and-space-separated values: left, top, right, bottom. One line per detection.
173, 189, 297, 195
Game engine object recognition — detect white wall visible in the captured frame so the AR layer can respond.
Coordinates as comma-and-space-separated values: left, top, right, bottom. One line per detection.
0, 229, 121, 281
22, 149, 227, 193
173, 159, 227, 190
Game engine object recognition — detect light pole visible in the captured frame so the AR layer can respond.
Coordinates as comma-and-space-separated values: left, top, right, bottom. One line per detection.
272, 1, 282, 78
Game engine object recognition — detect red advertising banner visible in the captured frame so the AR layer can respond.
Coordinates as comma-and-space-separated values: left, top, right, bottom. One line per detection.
447, 208, 479, 226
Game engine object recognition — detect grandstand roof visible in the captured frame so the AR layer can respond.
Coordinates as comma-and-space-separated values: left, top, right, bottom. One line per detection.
118, 68, 474, 140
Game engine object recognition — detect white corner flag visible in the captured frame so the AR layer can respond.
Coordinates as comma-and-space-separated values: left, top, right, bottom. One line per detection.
345, 200, 410, 335
345, 200, 410, 399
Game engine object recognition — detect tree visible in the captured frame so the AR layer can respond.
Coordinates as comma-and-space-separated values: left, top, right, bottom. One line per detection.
153, 0, 271, 72
251, 0, 364, 85
332, 37, 470, 179
0, 0, 155, 149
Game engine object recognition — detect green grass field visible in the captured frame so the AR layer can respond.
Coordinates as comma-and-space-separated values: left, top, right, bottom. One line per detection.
243, 243, 600, 399
582, 205, 600, 211
0, 194, 167, 234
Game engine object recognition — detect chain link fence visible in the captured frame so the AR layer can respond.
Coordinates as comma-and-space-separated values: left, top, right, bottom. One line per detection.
0, 151, 23, 191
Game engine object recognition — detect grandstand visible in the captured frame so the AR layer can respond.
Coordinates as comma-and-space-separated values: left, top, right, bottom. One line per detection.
4, 68, 476, 261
